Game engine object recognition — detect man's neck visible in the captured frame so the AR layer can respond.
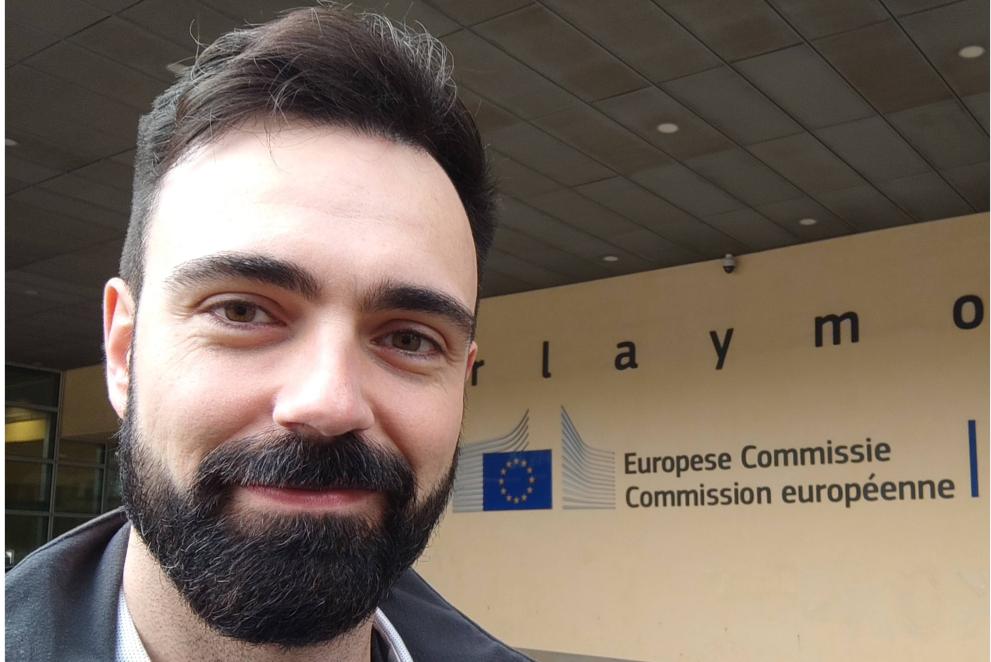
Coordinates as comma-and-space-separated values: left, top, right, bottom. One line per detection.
122, 530, 374, 662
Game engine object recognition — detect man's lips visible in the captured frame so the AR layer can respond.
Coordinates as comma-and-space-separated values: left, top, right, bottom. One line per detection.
239, 485, 379, 511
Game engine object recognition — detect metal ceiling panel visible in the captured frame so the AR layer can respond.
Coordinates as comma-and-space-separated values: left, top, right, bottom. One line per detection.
632, 162, 744, 217
684, 148, 802, 206
426, 0, 532, 26
812, 190, 903, 233
964, 92, 989, 131
85, 0, 143, 11
111, 150, 137, 167
24, 41, 164, 112
72, 160, 135, 193
350, 0, 462, 36
748, 132, 867, 193
814, 116, 930, 182
574, 177, 741, 257
199, 0, 307, 23
663, 66, 802, 145
39, 174, 132, 216
479, 268, 531, 297
4, 334, 102, 371
3, 134, 91, 173
485, 249, 573, 289
6, 0, 107, 39
527, 189, 644, 239
814, 20, 952, 113
490, 151, 563, 201
458, 88, 519, 135
940, 161, 990, 210
487, 123, 614, 186
474, 4, 646, 102
9, 188, 129, 232
6, 66, 140, 157
5, 20, 61, 63
882, 0, 966, 16
491, 226, 608, 281
701, 209, 797, 251
656, 0, 801, 61
594, 86, 733, 160
735, 45, 874, 129
542, 0, 721, 83
122, 0, 240, 48
4, 157, 60, 188
5, 270, 99, 308
70, 16, 191, 83
877, 171, 972, 220
498, 198, 653, 269
609, 229, 699, 266
756, 197, 853, 241
899, 0, 989, 98
18, 239, 124, 292
442, 29, 578, 119
888, 99, 989, 169
6, 200, 120, 269
768, 0, 890, 39
533, 105, 672, 176
5, 290, 68, 321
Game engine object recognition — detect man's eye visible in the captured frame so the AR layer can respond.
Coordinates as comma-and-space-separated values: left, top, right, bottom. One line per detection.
388, 331, 435, 354
217, 301, 272, 324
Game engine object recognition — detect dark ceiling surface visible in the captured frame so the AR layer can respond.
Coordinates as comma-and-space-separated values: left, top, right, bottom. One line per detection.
5, 0, 989, 369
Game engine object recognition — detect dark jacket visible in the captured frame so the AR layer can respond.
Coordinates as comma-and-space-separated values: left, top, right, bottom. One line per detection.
5, 509, 530, 661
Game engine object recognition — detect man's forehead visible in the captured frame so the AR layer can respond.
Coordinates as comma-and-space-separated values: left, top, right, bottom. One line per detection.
143, 122, 479, 303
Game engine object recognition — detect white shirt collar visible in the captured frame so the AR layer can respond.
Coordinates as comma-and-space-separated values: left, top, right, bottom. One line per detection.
115, 588, 413, 662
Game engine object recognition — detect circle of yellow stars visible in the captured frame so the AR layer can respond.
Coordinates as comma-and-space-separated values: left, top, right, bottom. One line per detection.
498, 456, 536, 504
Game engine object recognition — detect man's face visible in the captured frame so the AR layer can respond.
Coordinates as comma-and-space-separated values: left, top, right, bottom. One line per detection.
103, 123, 478, 645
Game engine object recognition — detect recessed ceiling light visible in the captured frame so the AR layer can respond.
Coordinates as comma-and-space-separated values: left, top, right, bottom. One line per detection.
958, 45, 985, 59
798, 218, 818, 226
602, 255, 619, 262
166, 61, 191, 75
656, 122, 679, 134
5, 138, 18, 147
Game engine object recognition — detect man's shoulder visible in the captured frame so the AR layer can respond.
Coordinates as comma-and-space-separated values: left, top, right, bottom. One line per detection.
6, 509, 130, 661
382, 569, 534, 661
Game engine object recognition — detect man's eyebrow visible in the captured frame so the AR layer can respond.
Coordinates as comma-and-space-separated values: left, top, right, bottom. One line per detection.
164, 252, 320, 300
364, 281, 476, 340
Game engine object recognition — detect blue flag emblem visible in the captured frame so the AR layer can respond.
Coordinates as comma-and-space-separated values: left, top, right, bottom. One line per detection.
482, 450, 552, 511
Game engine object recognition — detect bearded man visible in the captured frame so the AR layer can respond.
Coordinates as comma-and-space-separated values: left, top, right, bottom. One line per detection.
6, 5, 528, 661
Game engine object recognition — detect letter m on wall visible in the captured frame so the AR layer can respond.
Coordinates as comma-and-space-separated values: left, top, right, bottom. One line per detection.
815, 312, 859, 347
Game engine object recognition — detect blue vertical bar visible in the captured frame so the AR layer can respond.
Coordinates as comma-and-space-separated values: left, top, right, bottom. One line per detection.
969, 420, 978, 498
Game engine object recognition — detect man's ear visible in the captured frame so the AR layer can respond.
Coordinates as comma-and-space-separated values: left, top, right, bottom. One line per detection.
464, 340, 478, 383
103, 277, 135, 419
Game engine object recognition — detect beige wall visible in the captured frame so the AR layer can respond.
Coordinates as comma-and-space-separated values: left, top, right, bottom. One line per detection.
416, 213, 989, 662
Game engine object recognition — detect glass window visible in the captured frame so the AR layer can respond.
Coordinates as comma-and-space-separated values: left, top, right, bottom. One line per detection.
5, 366, 60, 407
6, 461, 52, 510
5, 407, 54, 459
54, 465, 104, 515
5, 514, 48, 569
58, 438, 106, 464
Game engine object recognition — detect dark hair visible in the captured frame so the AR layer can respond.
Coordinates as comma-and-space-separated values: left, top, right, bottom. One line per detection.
121, 4, 495, 295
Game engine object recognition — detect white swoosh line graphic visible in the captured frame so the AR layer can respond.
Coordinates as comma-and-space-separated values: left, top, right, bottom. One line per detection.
562, 407, 615, 510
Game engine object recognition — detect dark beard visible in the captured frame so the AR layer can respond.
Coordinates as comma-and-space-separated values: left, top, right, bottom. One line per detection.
117, 411, 455, 648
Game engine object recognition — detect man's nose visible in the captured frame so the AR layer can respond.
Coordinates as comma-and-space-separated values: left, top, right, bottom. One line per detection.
271, 329, 374, 438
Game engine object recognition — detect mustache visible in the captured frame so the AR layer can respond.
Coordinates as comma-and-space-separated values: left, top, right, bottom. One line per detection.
193, 430, 415, 500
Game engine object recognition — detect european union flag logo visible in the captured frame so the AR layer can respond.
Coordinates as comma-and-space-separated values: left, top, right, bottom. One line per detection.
482, 450, 552, 511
